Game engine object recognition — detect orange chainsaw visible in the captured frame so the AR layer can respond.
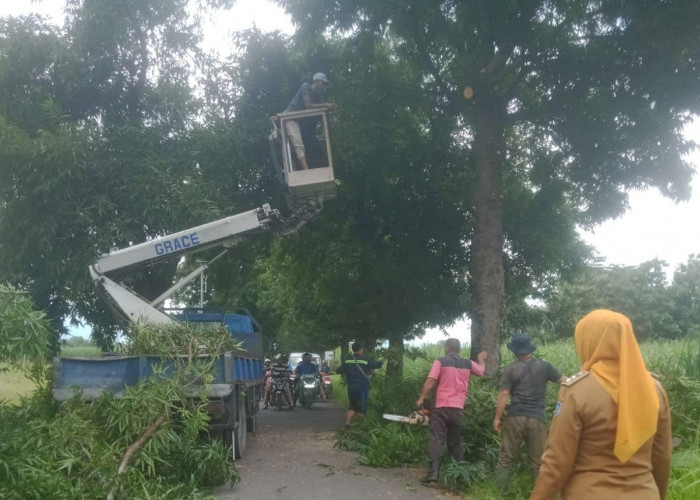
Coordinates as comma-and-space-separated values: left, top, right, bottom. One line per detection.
382, 408, 430, 426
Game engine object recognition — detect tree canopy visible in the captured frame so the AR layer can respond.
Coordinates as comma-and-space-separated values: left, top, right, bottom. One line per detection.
275, 0, 700, 371
1, 1, 699, 363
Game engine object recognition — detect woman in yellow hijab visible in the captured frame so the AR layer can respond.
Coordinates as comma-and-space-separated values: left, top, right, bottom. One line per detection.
531, 310, 672, 500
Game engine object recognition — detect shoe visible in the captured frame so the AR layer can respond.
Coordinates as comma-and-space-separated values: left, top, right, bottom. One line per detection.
421, 461, 440, 484
421, 471, 438, 484
263, 405, 268, 410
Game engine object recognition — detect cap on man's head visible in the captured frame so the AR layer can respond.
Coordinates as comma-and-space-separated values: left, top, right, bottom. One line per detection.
507, 333, 537, 355
313, 72, 329, 83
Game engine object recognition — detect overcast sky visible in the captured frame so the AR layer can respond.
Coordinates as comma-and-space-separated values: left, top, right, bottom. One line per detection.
3, 1, 699, 344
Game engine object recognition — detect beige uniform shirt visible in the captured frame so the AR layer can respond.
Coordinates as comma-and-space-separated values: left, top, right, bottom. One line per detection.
531, 372, 672, 500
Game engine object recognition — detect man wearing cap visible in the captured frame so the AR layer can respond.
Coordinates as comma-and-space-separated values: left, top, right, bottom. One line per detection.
284, 73, 334, 170
493, 333, 566, 494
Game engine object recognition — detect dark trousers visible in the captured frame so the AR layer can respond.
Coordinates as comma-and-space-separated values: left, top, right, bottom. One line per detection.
428, 407, 464, 463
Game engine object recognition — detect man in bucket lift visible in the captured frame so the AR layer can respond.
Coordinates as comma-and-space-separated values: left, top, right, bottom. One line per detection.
284, 72, 334, 170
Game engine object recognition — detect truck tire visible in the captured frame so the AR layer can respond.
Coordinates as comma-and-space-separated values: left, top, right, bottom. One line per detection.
233, 396, 247, 459
246, 391, 258, 434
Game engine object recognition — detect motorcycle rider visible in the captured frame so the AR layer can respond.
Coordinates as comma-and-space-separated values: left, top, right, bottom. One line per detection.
320, 361, 332, 399
264, 355, 294, 410
263, 358, 272, 401
294, 352, 319, 404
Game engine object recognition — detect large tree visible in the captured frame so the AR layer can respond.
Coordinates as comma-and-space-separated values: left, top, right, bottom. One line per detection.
195, 31, 472, 376
277, 0, 700, 371
0, 3, 236, 348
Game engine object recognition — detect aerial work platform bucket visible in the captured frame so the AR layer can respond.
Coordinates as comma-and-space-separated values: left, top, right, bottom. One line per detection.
272, 108, 336, 205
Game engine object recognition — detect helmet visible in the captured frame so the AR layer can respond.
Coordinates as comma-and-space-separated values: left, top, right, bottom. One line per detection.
312, 72, 329, 83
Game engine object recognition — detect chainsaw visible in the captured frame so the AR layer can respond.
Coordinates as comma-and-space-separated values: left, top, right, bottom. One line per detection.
382, 408, 430, 426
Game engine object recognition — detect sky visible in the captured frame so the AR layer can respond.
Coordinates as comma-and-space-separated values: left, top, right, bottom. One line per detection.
3, 1, 699, 345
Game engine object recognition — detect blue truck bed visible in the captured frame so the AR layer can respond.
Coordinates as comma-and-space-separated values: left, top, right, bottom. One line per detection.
52, 310, 264, 459
52, 311, 264, 401
52, 352, 263, 401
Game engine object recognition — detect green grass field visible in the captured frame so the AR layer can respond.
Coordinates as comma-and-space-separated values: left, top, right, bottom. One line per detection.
0, 365, 37, 403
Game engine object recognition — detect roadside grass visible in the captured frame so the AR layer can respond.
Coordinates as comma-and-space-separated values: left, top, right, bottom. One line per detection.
334, 337, 700, 499
0, 364, 37, 403
0, 343, 102, 404
331, 374, 348, 408
60, 344, 102, 357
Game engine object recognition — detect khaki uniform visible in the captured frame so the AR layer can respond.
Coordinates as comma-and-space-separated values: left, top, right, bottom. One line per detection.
531, 372, 672, 500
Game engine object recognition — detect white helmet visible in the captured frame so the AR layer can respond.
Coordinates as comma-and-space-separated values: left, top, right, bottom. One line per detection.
313, 72, 329, 83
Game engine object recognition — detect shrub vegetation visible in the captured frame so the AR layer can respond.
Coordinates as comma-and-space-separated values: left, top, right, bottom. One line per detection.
336, 337, 700, 499
0, 286, 241, 498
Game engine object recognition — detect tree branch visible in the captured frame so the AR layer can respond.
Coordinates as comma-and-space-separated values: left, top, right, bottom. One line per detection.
107, 414, 167, 500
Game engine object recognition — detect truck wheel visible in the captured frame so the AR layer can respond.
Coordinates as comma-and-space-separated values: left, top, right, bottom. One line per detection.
246, 403, 257, 434
234, 398, 247, 459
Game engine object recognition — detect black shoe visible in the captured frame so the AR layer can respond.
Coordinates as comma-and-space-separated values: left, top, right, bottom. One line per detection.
421, 471, 438, 484
421, 461, 440, 484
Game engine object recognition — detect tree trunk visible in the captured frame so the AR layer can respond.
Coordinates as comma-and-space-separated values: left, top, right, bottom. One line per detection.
386, 331, 404, 378
469, 91, 506, 377
340, 340, 349, 362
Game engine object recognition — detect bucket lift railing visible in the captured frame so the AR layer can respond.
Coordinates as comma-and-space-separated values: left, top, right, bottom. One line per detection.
271, 109, 336, 206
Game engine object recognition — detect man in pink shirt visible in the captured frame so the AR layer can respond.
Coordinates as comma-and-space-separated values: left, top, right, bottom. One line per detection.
415, 338, 487, 484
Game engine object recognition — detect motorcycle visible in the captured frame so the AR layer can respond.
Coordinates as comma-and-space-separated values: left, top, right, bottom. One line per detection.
271, 376, 292, 411
297, 374, 318, 409
321, 372, 333, 400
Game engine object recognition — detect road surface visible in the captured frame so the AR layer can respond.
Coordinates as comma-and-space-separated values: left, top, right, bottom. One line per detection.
215, 398, 455, 499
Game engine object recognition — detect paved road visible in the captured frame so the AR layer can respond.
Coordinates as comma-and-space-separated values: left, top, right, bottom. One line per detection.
215, 399, 453, 500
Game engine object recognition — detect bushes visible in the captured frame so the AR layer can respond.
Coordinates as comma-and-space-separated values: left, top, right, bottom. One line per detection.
335, 340, 700, 499
0, 321, 240, 499
441, 459, 489, 490
334, 374, 429, 467
359, 422, 428, 468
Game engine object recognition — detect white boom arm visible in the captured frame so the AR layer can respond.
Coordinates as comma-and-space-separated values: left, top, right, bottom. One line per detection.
90, 204, 279, 324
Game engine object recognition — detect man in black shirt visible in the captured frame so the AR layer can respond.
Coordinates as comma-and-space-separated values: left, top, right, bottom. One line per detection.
336, 342, 383, 426
493, 333, 566, 493
264, 355, 294, 410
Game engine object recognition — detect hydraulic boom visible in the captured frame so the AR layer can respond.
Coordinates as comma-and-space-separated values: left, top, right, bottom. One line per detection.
90, 204, 279, 325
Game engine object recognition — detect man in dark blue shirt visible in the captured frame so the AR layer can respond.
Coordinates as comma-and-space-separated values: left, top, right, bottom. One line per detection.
294, 352, 318, 376
284, 72, 333, 171
336, 342, 383, 426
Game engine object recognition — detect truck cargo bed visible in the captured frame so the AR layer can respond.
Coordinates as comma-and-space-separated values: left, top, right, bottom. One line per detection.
52, 352, 263, 401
